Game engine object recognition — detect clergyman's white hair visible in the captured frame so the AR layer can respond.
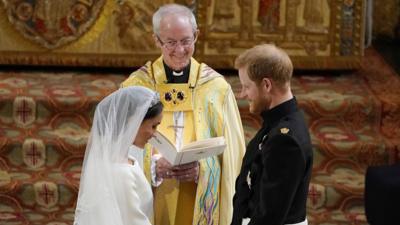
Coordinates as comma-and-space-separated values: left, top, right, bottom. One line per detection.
152, 3, 197, 35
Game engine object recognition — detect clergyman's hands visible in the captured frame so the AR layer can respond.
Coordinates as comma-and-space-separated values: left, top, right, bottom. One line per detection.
155, 157, 199, 182
171, 161, 199, 182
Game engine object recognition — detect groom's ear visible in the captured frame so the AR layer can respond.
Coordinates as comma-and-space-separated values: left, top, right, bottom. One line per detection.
261, 77, 272, 93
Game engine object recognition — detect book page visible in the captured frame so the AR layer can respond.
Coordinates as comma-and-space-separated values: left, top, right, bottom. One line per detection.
148, 132, 177, 164
148, 132, 227, 165
181, 136, 225, 151
177, 144, 226, 164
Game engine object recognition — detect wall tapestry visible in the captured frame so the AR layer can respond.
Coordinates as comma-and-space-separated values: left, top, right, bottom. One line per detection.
0, 0, 365, 69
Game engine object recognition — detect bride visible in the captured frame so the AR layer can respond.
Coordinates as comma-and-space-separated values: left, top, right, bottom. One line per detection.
73, 86, 163, 225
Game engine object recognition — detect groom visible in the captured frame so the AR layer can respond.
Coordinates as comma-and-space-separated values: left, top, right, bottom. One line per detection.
231, 44, 313, 225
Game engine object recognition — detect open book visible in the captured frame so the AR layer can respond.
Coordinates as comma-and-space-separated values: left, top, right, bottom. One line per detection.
148, 132, 226, 166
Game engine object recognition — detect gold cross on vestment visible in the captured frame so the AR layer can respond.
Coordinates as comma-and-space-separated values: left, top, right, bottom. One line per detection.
168, 125, 184, 134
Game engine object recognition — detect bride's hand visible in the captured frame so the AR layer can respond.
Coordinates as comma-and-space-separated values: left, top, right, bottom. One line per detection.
156, 157, 173, 179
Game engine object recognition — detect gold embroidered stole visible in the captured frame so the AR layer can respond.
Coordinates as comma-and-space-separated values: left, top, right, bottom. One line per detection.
152, 58, 200, 225
121, 57, 236, 224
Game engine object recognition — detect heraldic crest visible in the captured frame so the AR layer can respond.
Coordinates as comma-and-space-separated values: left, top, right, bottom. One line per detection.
2, 0, 106, 49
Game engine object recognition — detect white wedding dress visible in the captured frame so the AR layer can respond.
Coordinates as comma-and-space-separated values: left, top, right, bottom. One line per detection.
73, 86, 159, 225
114, 145, 153, 225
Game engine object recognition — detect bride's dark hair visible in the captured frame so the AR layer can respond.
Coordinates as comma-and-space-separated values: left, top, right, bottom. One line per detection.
144, 101, 163, 120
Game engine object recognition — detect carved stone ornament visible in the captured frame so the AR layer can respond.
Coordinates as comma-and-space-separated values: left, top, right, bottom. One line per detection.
2, 0, 106, 49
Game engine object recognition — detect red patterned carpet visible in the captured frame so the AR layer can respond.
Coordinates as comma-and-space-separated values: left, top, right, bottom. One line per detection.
0, 48, 399, 225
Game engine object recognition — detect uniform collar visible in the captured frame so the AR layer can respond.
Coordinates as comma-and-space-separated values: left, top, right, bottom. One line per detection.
260, 97, 298, 128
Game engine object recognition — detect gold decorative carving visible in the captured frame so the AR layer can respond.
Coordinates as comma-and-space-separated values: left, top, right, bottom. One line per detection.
209, 0, 236, 32
373, 0, 400, 38
114, 1, 157, 51
303, 0, 329, 34
258, 0, 280, 32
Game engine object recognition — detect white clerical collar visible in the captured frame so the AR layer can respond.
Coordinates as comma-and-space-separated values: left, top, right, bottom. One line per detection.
172, 70, 184, 76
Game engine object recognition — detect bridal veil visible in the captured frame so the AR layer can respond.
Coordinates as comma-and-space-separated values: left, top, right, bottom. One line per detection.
74, 86, 159, 225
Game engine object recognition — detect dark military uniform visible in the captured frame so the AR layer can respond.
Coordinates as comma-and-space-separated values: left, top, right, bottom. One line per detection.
231, 98, 313, 225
